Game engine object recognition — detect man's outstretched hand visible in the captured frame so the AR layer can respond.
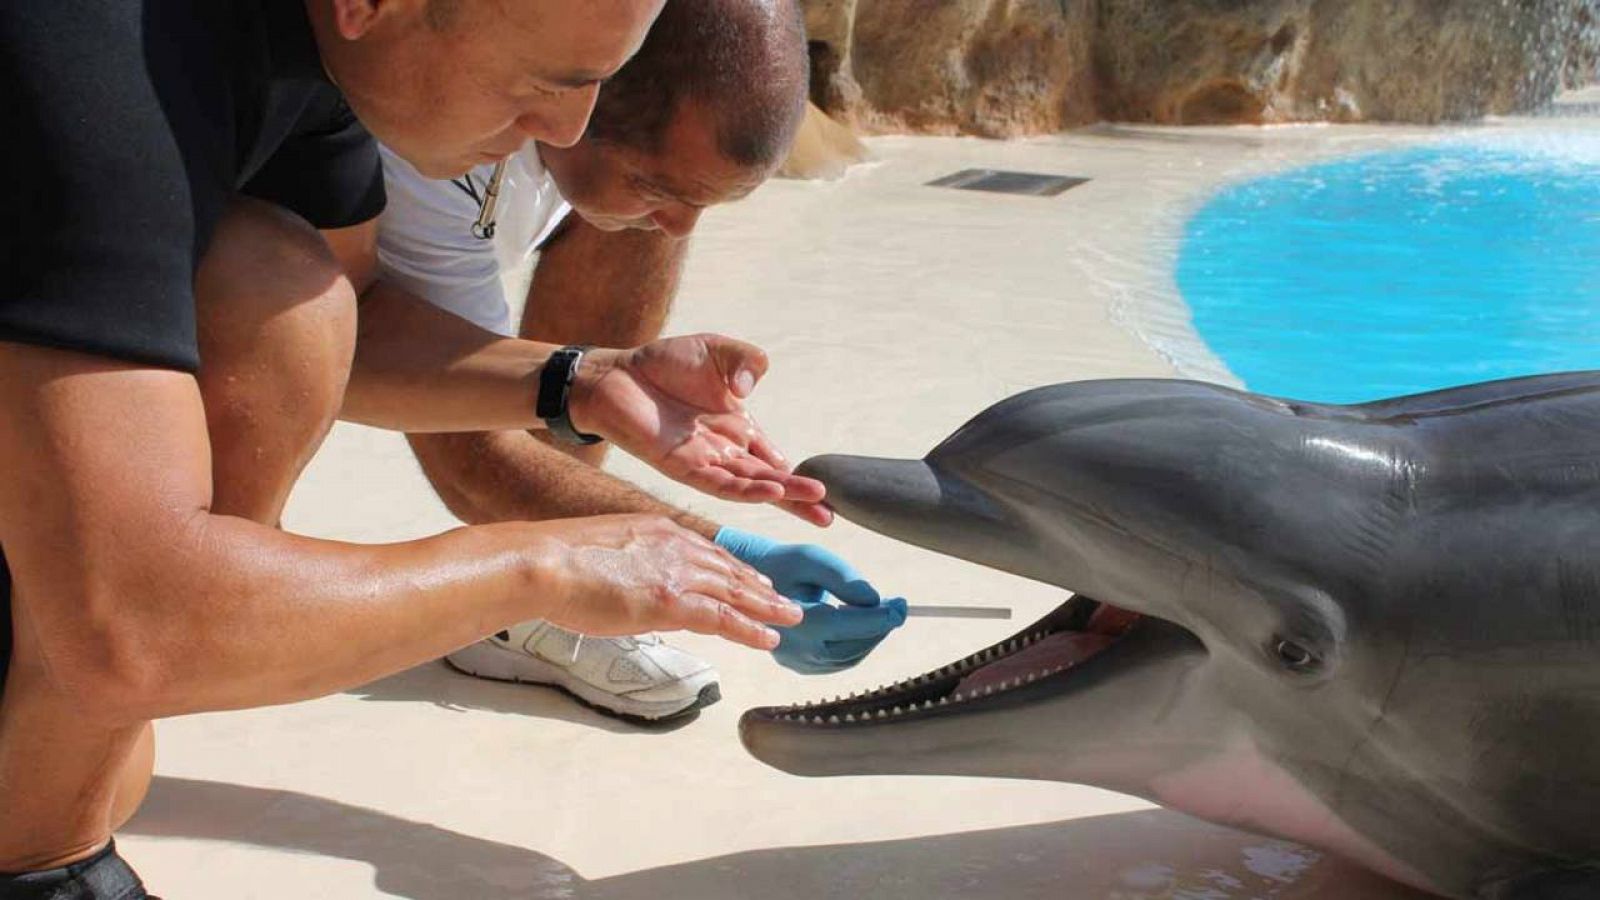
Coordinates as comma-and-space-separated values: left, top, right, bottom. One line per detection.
569, 335, 833, 526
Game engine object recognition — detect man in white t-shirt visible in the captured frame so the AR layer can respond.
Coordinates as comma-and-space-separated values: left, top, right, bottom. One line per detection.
371, 0, 907, 721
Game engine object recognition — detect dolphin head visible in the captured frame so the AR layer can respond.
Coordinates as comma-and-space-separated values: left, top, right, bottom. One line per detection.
742, 381, 1402, 785
742, 375, 1600, 897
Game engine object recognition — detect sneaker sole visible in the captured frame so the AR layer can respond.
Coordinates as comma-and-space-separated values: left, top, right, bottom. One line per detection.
443, 641, 720, 723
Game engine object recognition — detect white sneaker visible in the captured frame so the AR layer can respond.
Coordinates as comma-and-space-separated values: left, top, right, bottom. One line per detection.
445, 620, 720, 721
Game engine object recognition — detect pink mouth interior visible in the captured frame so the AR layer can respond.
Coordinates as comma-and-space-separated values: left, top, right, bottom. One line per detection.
955, 603, 1142, 695
954, 632, 1111, 694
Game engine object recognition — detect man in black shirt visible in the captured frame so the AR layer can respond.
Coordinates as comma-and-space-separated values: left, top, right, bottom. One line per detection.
0, 2, 829, 895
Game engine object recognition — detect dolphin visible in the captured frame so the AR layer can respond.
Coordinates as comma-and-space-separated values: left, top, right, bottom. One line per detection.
740, 374, 1600, 900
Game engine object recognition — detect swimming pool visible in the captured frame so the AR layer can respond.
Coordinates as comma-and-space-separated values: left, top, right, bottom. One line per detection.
1176, 132, 1600, 403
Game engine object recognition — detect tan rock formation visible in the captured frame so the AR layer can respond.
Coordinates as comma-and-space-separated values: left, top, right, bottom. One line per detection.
1097, 0, 1600, 125
803, 0, 1600, 135
802, 0, 1098, 136
780, 101, 871, 180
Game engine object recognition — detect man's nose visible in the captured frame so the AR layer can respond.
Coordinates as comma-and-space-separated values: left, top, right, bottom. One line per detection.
650, 205, 702, 239
515, 84, 601, 149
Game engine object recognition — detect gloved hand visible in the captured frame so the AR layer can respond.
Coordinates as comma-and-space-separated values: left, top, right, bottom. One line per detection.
715, 526, 908, 673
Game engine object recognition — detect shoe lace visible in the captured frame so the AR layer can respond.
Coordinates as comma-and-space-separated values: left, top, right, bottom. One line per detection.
559, 631, 663, 664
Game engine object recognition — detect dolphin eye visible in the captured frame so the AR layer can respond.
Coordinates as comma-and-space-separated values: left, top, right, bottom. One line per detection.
1273, 638, 1321, 673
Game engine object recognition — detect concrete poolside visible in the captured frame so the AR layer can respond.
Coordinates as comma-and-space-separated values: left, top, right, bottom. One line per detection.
113, 107, 1595, 898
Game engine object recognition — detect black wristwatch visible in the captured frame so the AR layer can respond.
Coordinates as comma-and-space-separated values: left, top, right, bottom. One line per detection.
536, 345, 604, 446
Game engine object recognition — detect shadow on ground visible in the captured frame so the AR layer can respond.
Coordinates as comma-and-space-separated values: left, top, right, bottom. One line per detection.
127, 777, 1433, 899
344, 661, 701, 734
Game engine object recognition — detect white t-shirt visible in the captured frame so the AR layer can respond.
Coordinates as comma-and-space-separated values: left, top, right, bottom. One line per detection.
376, 144, 573, 336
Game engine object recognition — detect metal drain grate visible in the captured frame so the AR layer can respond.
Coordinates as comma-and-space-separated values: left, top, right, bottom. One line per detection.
927, 169, 1089, 197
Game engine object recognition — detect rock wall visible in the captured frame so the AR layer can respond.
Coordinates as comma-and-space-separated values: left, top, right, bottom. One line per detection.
803, 0, 1600, 136
780, 101, 871, 180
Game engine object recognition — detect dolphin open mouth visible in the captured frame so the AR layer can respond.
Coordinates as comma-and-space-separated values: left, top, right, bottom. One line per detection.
745, 595, 1152, 728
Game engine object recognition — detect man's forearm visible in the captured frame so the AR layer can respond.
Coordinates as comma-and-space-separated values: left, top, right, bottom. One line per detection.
29, 514, 565, 722
0, 346, 584, 722
409, 429, 720, 539
343, 279, 567, 433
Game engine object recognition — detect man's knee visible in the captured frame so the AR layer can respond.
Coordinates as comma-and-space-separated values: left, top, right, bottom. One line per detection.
408, 432, 492, 524
195, 198, 358, 521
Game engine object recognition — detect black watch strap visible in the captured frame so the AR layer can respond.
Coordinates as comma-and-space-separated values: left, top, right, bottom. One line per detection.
536, 345, 604, 446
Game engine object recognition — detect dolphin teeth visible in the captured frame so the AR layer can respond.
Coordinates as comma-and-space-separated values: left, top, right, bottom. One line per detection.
827, 715, 840, 725
952, 692, 966, 703
1025, 672, 1038, 683
808, 715, 823, 725
875, 709, 888, 719
938, 696, 949, 705
843, 713, 856, 723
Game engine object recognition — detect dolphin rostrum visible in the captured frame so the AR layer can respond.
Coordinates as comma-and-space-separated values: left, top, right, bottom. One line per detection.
740, 374, 1600, 899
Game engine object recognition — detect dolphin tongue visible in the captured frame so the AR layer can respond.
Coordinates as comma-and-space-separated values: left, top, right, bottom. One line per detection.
955, 601, 1143, 695
955, 632, 1114, 695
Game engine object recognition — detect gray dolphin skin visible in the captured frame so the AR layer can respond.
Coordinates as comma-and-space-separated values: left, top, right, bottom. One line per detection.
739, 374, 1600, 900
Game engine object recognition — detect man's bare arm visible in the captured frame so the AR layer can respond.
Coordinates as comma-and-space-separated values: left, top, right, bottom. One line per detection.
408, 218, 720, 531
344, 279, 565, 432
409, 429, 722, 537
323, 218, 576, 434
0, 342, 794, 724
523, 217, 688, 348
344, 218, 686, 433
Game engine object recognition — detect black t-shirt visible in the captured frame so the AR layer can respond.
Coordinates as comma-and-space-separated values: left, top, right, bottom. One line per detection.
0, 1, 387, 684
0, 0, 387, 372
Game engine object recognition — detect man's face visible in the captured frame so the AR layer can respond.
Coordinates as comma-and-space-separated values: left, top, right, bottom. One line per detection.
321, 0, 665, 179
539, 101, 772, 238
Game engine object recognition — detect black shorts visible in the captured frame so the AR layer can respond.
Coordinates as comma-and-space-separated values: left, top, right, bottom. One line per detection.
0, 840, 152, 899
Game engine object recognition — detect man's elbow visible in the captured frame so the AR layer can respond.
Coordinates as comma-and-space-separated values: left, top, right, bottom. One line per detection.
20, 577, 189, 723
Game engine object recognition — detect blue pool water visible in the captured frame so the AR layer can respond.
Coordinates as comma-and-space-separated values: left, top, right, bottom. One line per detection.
1176, 134, 1600, 403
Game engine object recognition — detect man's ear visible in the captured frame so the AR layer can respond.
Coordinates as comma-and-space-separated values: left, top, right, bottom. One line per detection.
327, 0, 395, 40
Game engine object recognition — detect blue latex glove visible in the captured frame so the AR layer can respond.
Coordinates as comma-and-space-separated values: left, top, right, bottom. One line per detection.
715, 526, 908, 673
